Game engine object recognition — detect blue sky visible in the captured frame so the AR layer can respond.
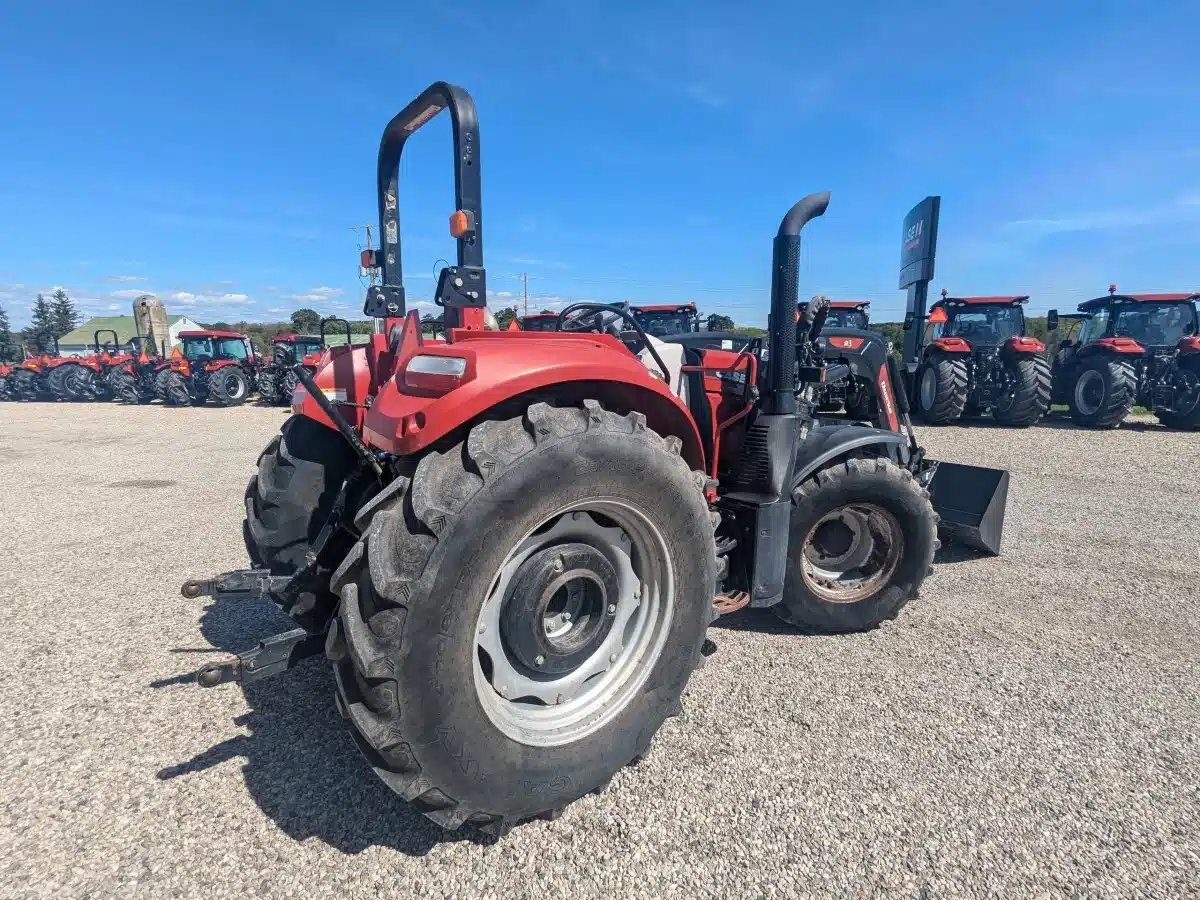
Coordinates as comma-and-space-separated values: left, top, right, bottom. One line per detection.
2, 1, 1197, 328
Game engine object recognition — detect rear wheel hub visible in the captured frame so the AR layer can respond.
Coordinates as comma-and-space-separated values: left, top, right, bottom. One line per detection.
500, 542, 617, 676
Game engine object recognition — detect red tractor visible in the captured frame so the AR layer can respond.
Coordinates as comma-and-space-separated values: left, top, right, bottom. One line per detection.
0, 360, 13, 400
799, 300, 875, 418
256, 318, 351, 406
183, 82, 1008, 834
45, 329, 134, 401
630, 302, 700, 336
1049, 287, 1200, 429
8, 336, 67, 401
110, 336, 165, 403
514, 312, 560, 332
159, 329, 259, 407
911, 292, 1050, 427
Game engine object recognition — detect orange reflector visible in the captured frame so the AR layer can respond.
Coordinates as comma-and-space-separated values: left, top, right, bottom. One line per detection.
449, 209, 472, 238
929, 306, 948, 324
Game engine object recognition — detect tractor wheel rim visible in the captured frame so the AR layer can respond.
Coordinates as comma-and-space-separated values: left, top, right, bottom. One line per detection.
919, 367, 937, 410
1075, 370, 1104, 415
474, 500, 674, 748
223, 372, 246, 398
800, 503, 904, 604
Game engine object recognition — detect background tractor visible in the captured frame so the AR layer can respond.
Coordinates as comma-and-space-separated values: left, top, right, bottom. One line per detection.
630, 302, 700, 336
185, 82, 1008, 835
111, 336, 164, 403
160, 329, 259, 406
1049, 288, 1200, 429
9, 337, 65, 401
800, 300, 876, 418
256, 318, 350, 406
910, 292, 1050, 426
50, 329, 132, 401
0, 360, 13, 400
514, 312, 561, 331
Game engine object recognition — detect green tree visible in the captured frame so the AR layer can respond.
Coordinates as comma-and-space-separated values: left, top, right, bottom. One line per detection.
494, 306, 518, 329
0, 302, 14, 361
706, 313, 735, 331
291, 308, 322, 333
50, 288, 81, 337
23, 294, 57, 354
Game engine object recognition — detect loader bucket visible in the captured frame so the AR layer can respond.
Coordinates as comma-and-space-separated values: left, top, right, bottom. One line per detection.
926, 460, 1009, 556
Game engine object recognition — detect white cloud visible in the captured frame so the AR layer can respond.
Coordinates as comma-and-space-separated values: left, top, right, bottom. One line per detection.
111, 289, 152, 299
164, 290, 254, 307
309, 286, 343, 297
105, 274, 147, 283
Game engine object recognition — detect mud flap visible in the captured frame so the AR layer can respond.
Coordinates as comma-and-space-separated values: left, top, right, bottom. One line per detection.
926, 460, 1009, 556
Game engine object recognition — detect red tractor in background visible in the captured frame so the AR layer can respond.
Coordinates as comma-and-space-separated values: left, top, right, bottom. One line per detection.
912, 292, 1050, 427
257, 318, 352, 406
159, 329, 259, 407
630, 302, 700, 336
1049, 287, 1200, 429
799, 300, 876, 418
183, 82, 1009, 835
7, 337, 67, 401
111, 336, 165, 403
48, 329, 134, 401
0, 360, 14, 400
516, 304, 700, 336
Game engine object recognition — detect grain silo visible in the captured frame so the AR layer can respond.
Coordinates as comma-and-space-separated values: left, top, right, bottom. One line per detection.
132, 294, 171, 354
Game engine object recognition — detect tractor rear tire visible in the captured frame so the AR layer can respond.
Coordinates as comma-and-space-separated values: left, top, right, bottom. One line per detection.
162, 371, 194, 406
329, 401, 716, 834
993, 355, 1051, 427
1068, 357, 1135, 429
153, 368, 173, 402
46, 365, 72, 401
915, 356, 968, 424
111, 371, 138, 403
12, 370, 40, 401
244, 415, 358, 630
256, 370, 278, 405
773, 456, 937, 634
1155, 358, 1200, 430
208, 366, 251, 406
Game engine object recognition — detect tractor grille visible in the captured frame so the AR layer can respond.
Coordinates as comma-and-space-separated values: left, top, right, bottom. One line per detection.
731, 423, 772, 492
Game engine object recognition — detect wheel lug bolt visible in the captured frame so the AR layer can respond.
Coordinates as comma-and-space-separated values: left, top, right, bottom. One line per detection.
609, 652, 618, 663
607, 603, 617, 615
555, 693, 565, 704
561, 611, 571, 622
553, 557, 564, 572
477, 624, 486, 634
535, 654, 545, 667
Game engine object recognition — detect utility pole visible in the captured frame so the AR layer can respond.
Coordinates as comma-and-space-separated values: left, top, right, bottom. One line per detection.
522, 272, 529, 315
350, 224, 377, 287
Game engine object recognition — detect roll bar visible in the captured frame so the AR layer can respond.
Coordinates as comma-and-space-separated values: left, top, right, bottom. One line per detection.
364, 82, 485, 323
763, 192, 830, 415
94, 329, 120, 353
320, 316, 352, 347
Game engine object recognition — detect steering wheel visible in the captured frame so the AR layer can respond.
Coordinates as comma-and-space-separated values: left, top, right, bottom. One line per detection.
559, 302, 627, 338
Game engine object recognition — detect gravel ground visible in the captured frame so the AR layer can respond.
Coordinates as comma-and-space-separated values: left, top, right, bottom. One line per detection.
0, 402, 1196, 899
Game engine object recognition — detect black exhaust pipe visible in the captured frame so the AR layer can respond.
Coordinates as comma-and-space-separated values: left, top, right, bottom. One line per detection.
763, 191, 830, 416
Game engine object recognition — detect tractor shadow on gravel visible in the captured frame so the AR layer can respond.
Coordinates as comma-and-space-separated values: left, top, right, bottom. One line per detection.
155, 593, 497, 856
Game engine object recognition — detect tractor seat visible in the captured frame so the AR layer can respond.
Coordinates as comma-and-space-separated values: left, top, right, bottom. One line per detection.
638, 334, 689, 404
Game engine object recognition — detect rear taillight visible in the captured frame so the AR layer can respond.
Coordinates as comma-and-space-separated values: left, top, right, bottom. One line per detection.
403, 354, 468, 394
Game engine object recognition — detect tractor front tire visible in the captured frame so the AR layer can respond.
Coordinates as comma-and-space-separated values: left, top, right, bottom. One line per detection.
162, 371, 194, 407
256, 370, 278, 405
244, 414, 358, 630
773, 457, 937, 634
993, 355, 1051, 427
329, 401, 716, 834
915, 356, 968, 424
208, 367, 251, 406
1068, 357, 1135, 429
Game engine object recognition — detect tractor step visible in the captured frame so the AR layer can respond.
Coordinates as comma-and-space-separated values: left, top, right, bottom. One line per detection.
194, 628, 325, 688
180, 568, 292, 603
